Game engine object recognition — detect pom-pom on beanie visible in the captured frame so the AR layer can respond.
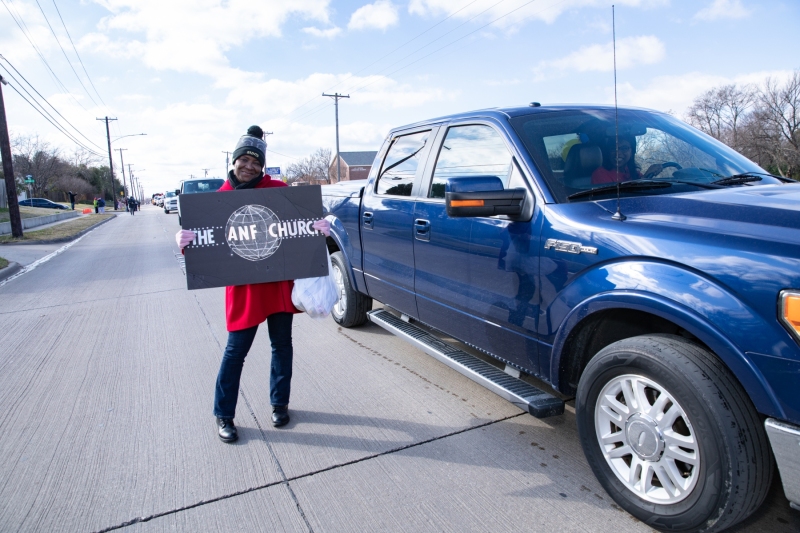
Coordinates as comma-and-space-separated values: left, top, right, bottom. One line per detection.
232, 125, 267, 168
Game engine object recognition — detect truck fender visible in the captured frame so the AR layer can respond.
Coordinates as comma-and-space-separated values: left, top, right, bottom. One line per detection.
326, 215, 362, 293
547, 261, 785, 419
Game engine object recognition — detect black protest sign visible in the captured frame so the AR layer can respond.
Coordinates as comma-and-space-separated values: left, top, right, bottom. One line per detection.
179, 185, 328, 290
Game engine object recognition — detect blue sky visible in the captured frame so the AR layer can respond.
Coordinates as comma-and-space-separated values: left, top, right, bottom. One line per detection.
1, 0, 797, 195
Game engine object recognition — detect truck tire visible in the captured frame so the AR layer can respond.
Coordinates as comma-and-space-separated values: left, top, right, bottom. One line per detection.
330, 251, 371, 327
575, 334, 773, 532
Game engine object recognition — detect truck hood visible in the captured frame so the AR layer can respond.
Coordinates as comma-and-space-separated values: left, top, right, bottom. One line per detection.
595, 184, 800, 246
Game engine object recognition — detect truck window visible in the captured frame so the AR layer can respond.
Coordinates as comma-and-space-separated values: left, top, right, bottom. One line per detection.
376, 130, 430, 196
428, 125, 514, 199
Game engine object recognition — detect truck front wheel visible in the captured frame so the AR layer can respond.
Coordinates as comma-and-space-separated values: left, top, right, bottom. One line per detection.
330, 251, 372, 327
576, 334, 773, 532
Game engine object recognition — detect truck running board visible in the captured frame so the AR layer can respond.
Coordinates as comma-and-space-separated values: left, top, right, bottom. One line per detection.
367, 310, 564, 418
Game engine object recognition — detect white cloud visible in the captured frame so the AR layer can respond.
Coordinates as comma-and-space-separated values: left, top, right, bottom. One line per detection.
83, 0, 332, 78
616, 69, 795, 114
694, 0, 751, 21
225, 72, 448, 117
535, 36, 665, 77
348, 1, 399, 31
302, 26, 342, 38
409, 0, 669, 27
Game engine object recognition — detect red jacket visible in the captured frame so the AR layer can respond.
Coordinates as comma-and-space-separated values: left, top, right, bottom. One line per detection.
218, 176, 299, 331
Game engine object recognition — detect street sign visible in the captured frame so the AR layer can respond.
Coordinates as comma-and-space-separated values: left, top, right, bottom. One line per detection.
24, 178, 34, 183
266, 166, 281, 176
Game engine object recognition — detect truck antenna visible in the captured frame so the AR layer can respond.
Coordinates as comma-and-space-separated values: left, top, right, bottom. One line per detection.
611, 5, 626, 221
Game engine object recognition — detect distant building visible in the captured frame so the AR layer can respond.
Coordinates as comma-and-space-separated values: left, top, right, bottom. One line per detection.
328, 151, 378, 183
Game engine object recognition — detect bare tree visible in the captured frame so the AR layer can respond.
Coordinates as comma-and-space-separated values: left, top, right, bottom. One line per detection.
686, 71, 800, 179
69, 146, 101, 169
752, 72, 800, 177
12, 135, 68, 197
285, 148, 333, 185
687, 83, 755, 152
54, 175, 94, 199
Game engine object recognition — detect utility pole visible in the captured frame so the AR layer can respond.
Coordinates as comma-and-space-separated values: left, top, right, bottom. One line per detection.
222, 151, 231, 173
117, 148, 128, 207
202, 168, 210, 178
0, 75, 22, 237
96, 117, 118, 203
127, 164, 133, 199
322, 93, 349, 183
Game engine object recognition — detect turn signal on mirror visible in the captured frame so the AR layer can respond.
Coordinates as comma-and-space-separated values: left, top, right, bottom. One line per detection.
780, 291, 800, 342
450, 199, 484, 207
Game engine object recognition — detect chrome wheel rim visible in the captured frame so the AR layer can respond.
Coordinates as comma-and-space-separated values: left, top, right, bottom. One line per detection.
595, 374, 700, 504
332, 262, 346, 318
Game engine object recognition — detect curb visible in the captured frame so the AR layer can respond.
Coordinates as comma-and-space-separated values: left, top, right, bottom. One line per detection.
0, 214, 117, 246
0, 261, 22, 282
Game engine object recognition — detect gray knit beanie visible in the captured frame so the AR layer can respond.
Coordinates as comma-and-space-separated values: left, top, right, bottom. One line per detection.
232, 125, 267, 167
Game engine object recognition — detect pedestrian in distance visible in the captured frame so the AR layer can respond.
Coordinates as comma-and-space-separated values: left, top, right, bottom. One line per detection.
127, 196, 136, 215
175, 125, 331, 444
68, 191, 76, 210
98, 197, 106, 214
93, 197, 98, 214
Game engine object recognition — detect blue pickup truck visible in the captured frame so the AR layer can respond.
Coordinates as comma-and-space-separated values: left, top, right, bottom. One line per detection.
320, 104, 800, 532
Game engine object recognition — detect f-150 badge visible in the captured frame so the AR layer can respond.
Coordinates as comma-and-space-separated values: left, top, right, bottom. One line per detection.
544, 239, 598, 255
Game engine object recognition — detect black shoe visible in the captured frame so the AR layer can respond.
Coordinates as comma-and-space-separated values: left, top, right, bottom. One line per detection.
216, 417, 238, 443
272, 406, 290, 427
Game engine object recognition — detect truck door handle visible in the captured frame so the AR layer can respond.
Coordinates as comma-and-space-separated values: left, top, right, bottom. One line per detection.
414, 219, 431, 241
363, 211, 374, 229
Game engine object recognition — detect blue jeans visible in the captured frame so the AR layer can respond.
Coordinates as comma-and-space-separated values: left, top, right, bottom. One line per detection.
213, 312, 294, 419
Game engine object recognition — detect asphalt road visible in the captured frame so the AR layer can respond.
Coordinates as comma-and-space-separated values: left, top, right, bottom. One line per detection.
0, 205, 796, 533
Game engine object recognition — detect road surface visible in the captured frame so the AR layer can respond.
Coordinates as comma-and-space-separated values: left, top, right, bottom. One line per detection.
0, 205, 796, 532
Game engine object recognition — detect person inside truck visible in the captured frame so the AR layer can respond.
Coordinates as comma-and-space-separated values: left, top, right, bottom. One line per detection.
591, 136, 663, 184
175, 125, 331, 444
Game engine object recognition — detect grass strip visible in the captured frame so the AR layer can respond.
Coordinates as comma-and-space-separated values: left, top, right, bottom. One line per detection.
0, 206, 72, 222
0, 256, 7, 269
0, 214, 114, 243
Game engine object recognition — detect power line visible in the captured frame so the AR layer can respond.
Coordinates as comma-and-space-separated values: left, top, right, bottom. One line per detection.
0, 63, 102, 154
286, 0, 512, 122
3, 80, 103, 156
50, 0, 108, 108
283, 0, 486, 121
267, 148, 299, 161
326, 0, 565, 106
0, 56, 104, 150
288, 0, 566, 128
0, 0, 89, 111
33, 0, 99, 107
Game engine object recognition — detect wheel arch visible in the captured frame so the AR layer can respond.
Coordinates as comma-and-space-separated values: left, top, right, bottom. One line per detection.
325, 216, 361, 293
550, 291, 784, 419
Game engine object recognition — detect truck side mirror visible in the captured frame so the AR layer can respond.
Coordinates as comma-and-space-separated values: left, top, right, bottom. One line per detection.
444, 176, 530, 220
175, 189, 180, 195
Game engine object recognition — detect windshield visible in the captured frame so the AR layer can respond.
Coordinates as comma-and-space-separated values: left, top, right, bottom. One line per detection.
509, 109, 772, 203
182, 179, 224, 194
166, 192, 176, 198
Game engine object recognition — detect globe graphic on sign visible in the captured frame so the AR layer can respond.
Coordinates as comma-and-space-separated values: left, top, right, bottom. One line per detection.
226, 205, 281, 261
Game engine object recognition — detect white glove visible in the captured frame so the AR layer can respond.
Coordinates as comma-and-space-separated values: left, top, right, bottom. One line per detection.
176, 229, 196, 250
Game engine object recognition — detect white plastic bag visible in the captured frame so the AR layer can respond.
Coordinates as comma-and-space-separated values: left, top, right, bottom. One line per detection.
291, 253, 339, 319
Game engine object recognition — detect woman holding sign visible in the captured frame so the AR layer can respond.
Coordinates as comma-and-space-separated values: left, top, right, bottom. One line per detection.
177, 126, 330, 443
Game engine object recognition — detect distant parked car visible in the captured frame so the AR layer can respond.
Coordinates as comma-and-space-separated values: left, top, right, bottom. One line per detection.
163, 191, 178, 214
18, 198, 69, 210
177, 178, 224, 225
